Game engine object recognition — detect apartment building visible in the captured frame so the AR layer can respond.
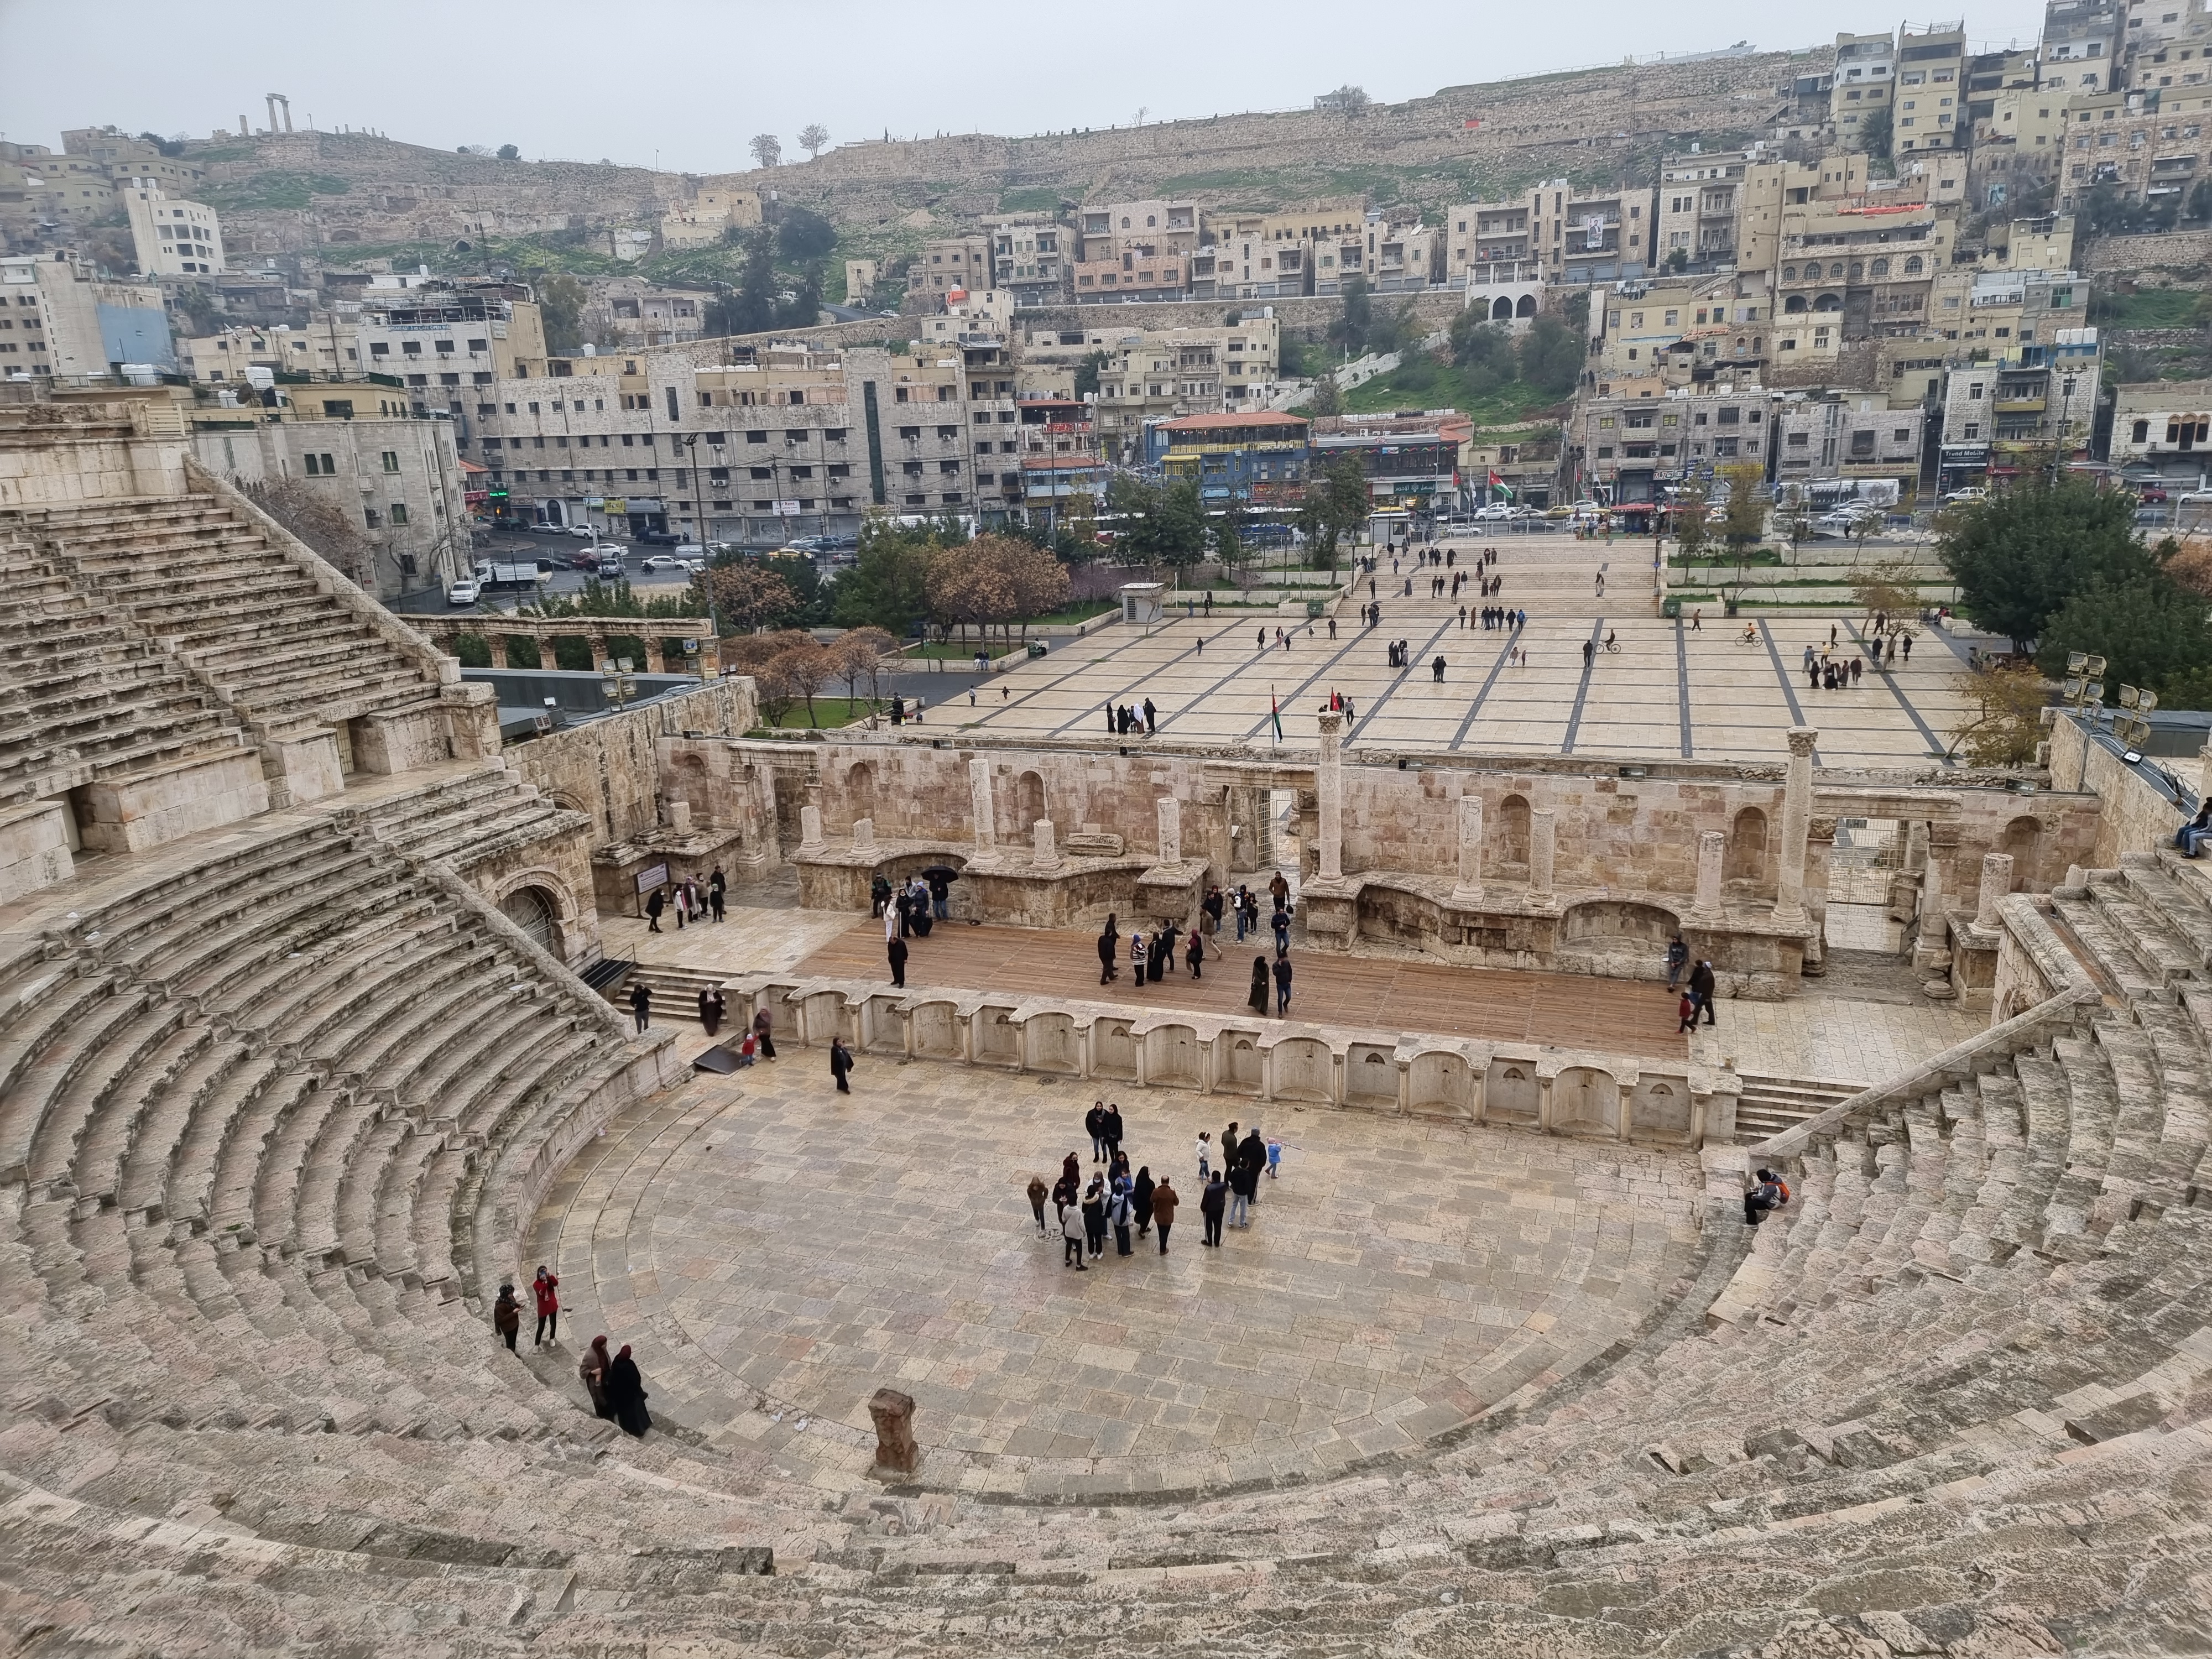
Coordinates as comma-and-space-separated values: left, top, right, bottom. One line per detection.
2126, 3, 2212, 90
1147, 411, 1312, 502
121, 182, 225, 277
1830, 30, 1898, 145
1734, 153, 1874, 274
179, 319, 354, 384
1030, 315, 1279, 462
1446, 181, 1655, 286
1771, 192, 1954, 343
190, 411, 467, 597
1015, 395, 1103, 521
1370, 222, 1442, 292
2045, 0, 2125, 90
2058, 84, 2212, 208
990, 220, 1066, 307
2110, 375, 2212, 481
357, 278, 546, 418
1894, 24, 1969, 153
1071, 241, 1190, 303
0, 252, 173, 379
1657, 147, 1766, 267
587, 279, 709, 348
1969, 84, 2073, 206
1770, 394, 1926, 490
464, 340, 976, 545
907, 235, 992, 310
1936, 316, 2101, 488
1589, 273, 1773, 394
1575, 382, 1772, 503
1310, 414, 1469, 511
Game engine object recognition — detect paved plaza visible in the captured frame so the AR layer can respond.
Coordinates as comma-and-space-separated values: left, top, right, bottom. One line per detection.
533, 1063, 1704, 1500
946, 537, 1982, 767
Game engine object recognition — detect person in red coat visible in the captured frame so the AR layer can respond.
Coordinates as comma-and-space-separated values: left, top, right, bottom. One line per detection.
531, 1265, 560, 1348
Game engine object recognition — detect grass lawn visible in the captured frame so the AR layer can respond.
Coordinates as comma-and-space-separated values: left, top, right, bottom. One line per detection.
2096, 288, 2208, 328
754, 697, 877, 730
1343, 358, 1568, 424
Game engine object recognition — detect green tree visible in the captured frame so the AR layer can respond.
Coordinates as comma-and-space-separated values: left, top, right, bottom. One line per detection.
1938, 472, 2157, 653
1307, 375, 1343, 416
1517, 313, 1583, 398
2078, 180, 2132, 242
1671, 482, 1710, 562
1447, 314, 1518, 392
2037, 576, 2212, 696
829, 520, 940, 634
797, 123, 830, 159
1212, 510, 1249, 584
1665, 247, 1689, 273
1298, 453, 1370, 572
174, 284, 220, 336
776, 206, 837, 262
1859, 105, 1893, 165
496, 144, 520, 160
537, 272, 587, 354
1073, 348, 1110, 398
1328, 275, 1373, 358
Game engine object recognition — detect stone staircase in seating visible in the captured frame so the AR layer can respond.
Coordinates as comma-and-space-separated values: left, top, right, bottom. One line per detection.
4, 491, 446, 740
1733, 1070, 1861, 1142
0, 537, 253, 811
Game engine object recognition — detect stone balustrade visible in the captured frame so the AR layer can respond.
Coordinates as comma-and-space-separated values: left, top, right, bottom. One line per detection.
722, 973, 1736, 1146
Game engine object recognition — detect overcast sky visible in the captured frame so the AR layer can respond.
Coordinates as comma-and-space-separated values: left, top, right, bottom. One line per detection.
2, 0, 2054, 175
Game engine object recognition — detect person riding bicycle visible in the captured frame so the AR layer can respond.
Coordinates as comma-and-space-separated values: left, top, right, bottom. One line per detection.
1741, 622, 1758, 645
1603, 630, 1619, 653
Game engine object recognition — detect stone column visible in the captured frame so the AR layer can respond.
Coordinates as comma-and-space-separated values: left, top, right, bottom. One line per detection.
969, 759, 996, 860
1690, 830, 1725, 920
867, 1387, 920, 1478
1451, 792, 1484, 904
799, 804, 823, 852
1772, 726, 1818, 927
1528, 808, 1556, 907
1156, 795, 1182, 868
1975, 852, 2014, 931
852, 816, 876, 851
1316, 709, 1344, 881
1032, 818, 1060, 869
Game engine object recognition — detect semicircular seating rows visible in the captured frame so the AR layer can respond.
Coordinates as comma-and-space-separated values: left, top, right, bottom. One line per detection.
4, 796, 2211, 1648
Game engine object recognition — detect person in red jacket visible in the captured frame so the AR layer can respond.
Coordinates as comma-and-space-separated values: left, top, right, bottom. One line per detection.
531, 1265, 560, 1348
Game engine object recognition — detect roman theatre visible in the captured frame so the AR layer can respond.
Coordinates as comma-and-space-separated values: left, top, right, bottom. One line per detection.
4, 398, 2210, 1655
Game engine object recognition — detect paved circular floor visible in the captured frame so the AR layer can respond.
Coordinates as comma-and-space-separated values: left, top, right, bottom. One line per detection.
540, 1064, 1705, 1500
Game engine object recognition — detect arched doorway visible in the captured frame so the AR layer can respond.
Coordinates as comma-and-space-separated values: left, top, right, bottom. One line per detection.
2001, 816, 2042, 889
1497, 794, 1531, 871
846, 761, 876, 832
501, 885, 560, 954
1014, 769, 1047, 836
1725, 806, 1769, 890
1491, 296, 1513, 321
1515, 293, 1537, 318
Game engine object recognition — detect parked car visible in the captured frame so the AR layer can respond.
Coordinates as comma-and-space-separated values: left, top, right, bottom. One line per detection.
784, 534, 827, 552
634, 528, 680, 546
2137, 484, 2169, 504
567, 551, 602, 571
672, 541, 707, 557
559, 524, 598, 538
639, 554, 682, 572
445, 577, 482, 607
1472, 503, 1514, 521
1941, 487, 1989, 505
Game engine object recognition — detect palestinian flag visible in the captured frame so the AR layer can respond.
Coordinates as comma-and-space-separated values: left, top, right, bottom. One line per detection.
1271, 690, 1283, 742
1489, 470, 1514, 500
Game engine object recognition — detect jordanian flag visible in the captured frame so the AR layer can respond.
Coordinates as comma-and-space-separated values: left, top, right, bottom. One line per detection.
1489, 469, 1515, 500
1271, 691, 1283, 742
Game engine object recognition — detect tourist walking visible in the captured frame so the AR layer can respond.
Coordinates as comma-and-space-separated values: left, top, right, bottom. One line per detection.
1271, 905, 1291, 952
645, 888, 665, 933
1143, 696, 1158, 735
887, 933, 908, 988
604, 1344, 652, 1436
492, 1283, 521, 1352
1061, 1190, 1088, 1268
1027, 1174, 1049, 1233
1247, 956, 1270, 1015
830, 1035, 854, 1093
1152, 921, 1176, 983
698, 985, 724, 1037
1133, 1166, 1155, 1237
629, 982, 651, 1034
1185, 928, 1204, 978
1102, 1102, 1125, 1164
1228, 1156, 1254, 1229
1688, 959, 1718, 1028
1200, 1171, 1227, 1246
1272, 953, 1293, 1015
1152, 1175, 1177, 1253
1098, 914, 1120, 983
531, 1265, 560, 1348
1677, 988, 1698, 1034
752, 1006, 776, 1060
872, 874, 892, 917
580, 1335, 614, 1420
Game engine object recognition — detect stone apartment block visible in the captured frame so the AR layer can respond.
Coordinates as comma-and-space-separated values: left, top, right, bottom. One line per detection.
2121, 0, 2204, 66
2046, 0, 2125, 90
1575, 382, 1772, 503
1030, 316, 1280, 462
121, 183, 225, 278
356, 279, 546, 418
0, 253, 174, 378
1369, 222, 1441, 292
990, 220, 1066, 306
1770, 394, 1925, 489
1196, 198, 1365, 300
179, 319, 356, 385
2109, 374, 2212, 480
1970, 84, 2072, 206
463, 340, 979, 545
1733, 153, 1873, 275
658, 187, 763, 251
907, 235, 993, 310
1934, 307, 2101, 489
1657, 148, 1762, 267
1893, 24, 1968, 154
2058, 84, 2212, 208
1589, 272, 1773, 392
190, 410, 468, 597
1446, 181, 1655, 287
1830, 30, 1898, 146
1771, 192, 1953, 345
586, 279, 709, 348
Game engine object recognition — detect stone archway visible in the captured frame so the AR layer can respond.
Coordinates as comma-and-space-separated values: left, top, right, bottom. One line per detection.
1497, 794, 1531, 872
500, 884, 561, 954
489, 867, 585, 964
1491, 296, 1513, 321
2001, 816, 2042, 890
846, 761, 877, 832
1014, 769, 1047, 838
1725, 806, 1770, 890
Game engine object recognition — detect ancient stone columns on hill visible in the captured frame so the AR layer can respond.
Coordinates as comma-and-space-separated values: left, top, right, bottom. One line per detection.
1316, 710, 1344, 880
1772, 726, 1817, 927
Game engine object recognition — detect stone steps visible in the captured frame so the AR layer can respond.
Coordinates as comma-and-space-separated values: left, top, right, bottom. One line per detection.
1732, 1069, 1860, 1141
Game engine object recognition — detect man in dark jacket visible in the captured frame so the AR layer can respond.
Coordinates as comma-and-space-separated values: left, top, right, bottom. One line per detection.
887, 934, 909, 988
1081, 1179, 1108, 1259
629, 982, 651, 1033
1151, 1176, 1178, 1254
644, 888, 665, 933
1665, 933, 1689, 991
1688, 959, 1718, 1027
1199, 1171, 1228, 1246
1102, 1104, 1125, 1164
830, 1037, 853, 1093
1086, 1103, 1108, 1164
1272, 954, 1293, 1015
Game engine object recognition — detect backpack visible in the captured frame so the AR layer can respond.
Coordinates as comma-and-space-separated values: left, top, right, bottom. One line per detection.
1773, 1177, 1791, 1207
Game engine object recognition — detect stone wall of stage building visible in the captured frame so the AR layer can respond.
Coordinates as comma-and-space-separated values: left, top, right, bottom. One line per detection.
0, 398, 190, 510
659, 735, 785, 874
2047, 712, 2201, 868
508, 676, 757, 849
1807, 781, 2104, 905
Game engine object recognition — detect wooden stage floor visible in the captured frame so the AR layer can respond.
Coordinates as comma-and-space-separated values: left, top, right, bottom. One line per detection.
791, 919, 1690, 1061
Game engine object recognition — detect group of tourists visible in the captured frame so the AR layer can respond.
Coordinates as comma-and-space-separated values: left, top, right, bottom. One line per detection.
489, 1266, 652, 1436
1033, 1107, 1283, 1264
1098, 910, 1210, 983
1105, 698, 1159, 737
875, 872, 951, 987
1476, 606, 1525, 631
1664, 933, 1721, 1030
643, 867, 726, 933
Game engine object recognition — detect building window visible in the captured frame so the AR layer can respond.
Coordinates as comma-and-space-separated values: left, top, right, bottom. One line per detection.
388, 504, 409, 525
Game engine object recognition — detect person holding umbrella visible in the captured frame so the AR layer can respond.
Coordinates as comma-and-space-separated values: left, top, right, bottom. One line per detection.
919, 864, 961, 926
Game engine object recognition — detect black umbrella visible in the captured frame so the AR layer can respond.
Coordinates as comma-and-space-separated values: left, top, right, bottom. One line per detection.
919, 864, 962, 883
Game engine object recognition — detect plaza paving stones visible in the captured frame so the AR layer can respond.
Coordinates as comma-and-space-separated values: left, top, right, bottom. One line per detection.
792, 917, 1692, 1058
947, 536, 1976, 766
534, 1063, 1704, 1500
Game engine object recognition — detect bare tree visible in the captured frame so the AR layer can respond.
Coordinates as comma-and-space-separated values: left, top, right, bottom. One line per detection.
241, 475, 380, 588
797, 123, 830, 159
748, 133, 782, 170
834, 627, 896, 703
